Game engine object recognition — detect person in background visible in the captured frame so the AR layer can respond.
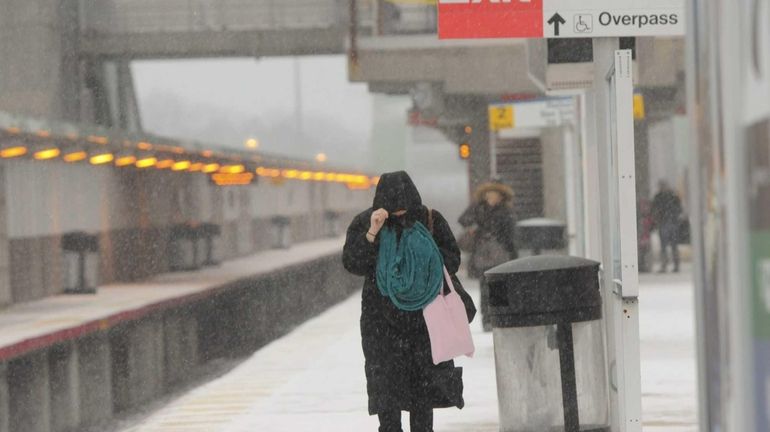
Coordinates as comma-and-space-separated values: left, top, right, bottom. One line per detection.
459, 179, 517, 331
651, 180, 683, 273
637, 198, 654, 273
343, 171, 467, 432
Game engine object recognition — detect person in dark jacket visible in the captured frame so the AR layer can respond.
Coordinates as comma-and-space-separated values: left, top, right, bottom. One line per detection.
459, 180, 518, 331
651, 180, 683, 273
343, 171, 465, 432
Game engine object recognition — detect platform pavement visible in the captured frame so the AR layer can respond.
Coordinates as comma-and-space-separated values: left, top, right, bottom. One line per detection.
0, 238, 346, 364
120, 269, 698, 432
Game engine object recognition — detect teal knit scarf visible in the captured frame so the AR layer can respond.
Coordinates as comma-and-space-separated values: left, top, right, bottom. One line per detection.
375, 222, 444, 311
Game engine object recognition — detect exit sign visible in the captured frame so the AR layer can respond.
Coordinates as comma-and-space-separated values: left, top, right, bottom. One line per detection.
438, 0, 685, 39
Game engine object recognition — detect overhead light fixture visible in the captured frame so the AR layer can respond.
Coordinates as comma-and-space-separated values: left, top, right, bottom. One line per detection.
115, 154, 137, 167
220, 164, 245, 174
245, 138, 259, 149
202, 163, 220, 173
0, 146, 28, 158
33, 147, 60, 160
211, 172, 255, 186
63, 150, 87, 163
315, 153, 327, 163
135, 156, 157, 168
156, 158, 175, 169
89, 153, 114, 165
137, 142, 153, 151
299, 171, 313, 180
87, 135, 109, 145
189, 162, 204, 172
172, 160, 191, 171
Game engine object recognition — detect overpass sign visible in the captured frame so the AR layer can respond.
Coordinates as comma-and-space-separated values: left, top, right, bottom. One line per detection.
438, 0, 685, 39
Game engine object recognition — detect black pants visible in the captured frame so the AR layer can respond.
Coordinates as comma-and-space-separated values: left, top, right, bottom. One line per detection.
378, 409, 433, 432
659, 224, 680, 271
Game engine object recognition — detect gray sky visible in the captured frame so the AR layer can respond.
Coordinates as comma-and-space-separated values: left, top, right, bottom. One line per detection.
131, 56, 374, 163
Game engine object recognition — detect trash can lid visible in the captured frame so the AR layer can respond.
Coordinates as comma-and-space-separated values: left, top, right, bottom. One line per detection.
516, 218, 566, 227
485, 255, 599, 279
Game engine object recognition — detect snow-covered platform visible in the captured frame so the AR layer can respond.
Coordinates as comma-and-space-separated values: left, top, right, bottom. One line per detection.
123, 270, 698, 432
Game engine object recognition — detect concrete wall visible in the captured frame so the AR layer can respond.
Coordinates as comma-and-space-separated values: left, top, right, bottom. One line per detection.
0, 0, 81, 123
0, 156, 372, 306
0, 252, 359, 432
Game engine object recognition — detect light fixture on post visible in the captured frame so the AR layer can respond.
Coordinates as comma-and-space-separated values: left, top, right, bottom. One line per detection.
245, 138, 260, 149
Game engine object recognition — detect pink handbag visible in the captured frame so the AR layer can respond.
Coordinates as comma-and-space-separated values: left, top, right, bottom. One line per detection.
423, 267, 475, 365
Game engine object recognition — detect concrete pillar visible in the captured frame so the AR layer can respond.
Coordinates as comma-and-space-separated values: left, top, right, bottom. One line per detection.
122, 319, 165, 408
540, 127, 567, 222
77, 335, 113, 427
0, 0, 82, 122
49, 344, 80, 432
8, 352, 51, 432
0, 362, 9, 432
0, 165, 10, 307
163, 313, 199, 387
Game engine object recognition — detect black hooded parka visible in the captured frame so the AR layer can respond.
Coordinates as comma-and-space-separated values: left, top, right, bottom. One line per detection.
342, 171, 465, 415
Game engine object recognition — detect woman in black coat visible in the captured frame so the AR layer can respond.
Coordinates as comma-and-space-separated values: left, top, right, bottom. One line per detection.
343, 171, 465, 432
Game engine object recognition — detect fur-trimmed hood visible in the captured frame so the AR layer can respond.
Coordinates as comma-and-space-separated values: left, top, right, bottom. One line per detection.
473, 181, 514, 203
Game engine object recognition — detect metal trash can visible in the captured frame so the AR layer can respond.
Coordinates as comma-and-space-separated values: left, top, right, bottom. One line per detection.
169, 223, 203, 271
515, 218, 567, 255
485, 255, 609, 432
324, 210, 341, 238
62, 231, 100, 294
271, 215, 292, 249
200, 223, 222, 266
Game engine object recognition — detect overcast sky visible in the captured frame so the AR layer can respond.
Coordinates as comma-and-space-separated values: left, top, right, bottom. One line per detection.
131, 56, 374, 162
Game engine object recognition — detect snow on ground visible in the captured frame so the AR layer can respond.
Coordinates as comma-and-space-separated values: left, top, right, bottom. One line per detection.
122, 270, 697, 432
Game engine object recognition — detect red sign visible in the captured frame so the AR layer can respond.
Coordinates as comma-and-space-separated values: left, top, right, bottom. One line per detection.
438, 0, 544, 39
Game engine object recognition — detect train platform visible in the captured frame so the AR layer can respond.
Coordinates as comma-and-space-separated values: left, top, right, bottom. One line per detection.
0, 238, 346, 364
120, 270, 698, 432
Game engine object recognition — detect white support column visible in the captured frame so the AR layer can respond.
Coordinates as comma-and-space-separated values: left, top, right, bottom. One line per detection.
592, 40, 643, 432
